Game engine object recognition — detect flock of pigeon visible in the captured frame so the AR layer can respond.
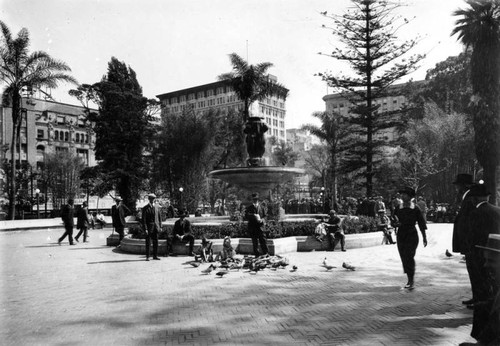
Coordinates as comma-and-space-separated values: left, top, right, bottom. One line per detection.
186, 254, 357, 278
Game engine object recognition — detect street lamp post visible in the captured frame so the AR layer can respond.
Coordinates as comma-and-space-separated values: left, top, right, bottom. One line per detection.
35, 188, 40, 219
321, 187, 325, 213
179, 187, 184, 210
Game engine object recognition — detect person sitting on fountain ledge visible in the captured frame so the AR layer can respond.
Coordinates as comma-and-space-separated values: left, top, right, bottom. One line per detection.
172, 209, 196, 256
245, 193, 269, 257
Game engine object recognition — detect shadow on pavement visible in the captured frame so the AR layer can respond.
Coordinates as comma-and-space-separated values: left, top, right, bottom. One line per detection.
87, 259, 146, 264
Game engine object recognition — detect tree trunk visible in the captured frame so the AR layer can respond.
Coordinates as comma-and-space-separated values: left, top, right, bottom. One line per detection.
483, 161, 498, 206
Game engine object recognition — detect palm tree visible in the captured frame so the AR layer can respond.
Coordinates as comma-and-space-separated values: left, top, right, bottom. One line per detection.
0, 21, 77, 219
218, 53, 288, 122
452, 0, 500, 204
302, 111, 351, 209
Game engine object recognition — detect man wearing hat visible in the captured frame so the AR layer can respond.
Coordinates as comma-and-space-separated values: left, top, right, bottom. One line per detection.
450, 174, 477, 306
111, 196, 131, 242
142, 193, 162, 261
245, 193, 269, 257
75, 201, 90, 243
325, 209, 346, 251
471, 234, 500, 345
464, 184, 500, 315
172, 209, 195, 256
393, 187, 427, 289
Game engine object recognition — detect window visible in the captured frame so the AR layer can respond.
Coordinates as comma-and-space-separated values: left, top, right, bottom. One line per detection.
55, 130, 59, 141
64, 132, 69, 142
36, 145, 45, 162
57, 115, 65, 124
76, 133, 80, 142
85, 135, 89, 143
77, 149, 89, 165
37, 129, 44, 139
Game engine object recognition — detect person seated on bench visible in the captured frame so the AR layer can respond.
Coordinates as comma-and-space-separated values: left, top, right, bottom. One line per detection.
325, 210, 346, 252
171, 209, 195, 256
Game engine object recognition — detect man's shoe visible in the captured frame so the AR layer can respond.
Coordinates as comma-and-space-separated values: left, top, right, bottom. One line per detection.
462, 299, 475, 305
58, 241, 61, 246
342, 249, 346, 252
146, 257, 150, 261
153, 257, 161, 260
70, 243, 76, 246
75, 238, 79, 242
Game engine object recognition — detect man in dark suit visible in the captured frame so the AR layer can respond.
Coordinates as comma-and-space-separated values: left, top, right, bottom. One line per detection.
111, 196, 131, 242
142, 193, 162, 261
451, 173, 476, 306
245, 193, 269, 257
75, 201, 89, 243
58, 198, 76, 245
172, 209, 195, 256
467, 183, 500, 340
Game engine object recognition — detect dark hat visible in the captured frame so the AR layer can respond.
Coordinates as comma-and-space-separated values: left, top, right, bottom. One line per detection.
468, 183, 491, 197
476, 234, 500, 256
179, 209, 189, 217
329, 209, 336, 215
398, 187, 416, 197
453, 174, 473, 185
251, 193, 259, 200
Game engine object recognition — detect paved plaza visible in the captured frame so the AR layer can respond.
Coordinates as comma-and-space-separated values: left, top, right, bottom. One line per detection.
1, 224, 478, 345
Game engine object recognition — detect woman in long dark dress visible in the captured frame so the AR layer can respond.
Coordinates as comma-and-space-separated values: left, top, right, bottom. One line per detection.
394, 187, 428, 289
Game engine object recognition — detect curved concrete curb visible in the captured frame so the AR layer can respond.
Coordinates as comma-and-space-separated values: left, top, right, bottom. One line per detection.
118, 231, 386, 256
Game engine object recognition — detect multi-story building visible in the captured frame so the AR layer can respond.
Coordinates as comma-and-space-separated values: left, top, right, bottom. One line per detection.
1, 98, 97, 169
156, 75, 288, 143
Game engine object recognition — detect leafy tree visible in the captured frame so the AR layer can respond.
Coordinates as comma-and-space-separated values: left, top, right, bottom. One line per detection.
452, 0, 500, 204
80, 57, 150, 211
219, 53, 288, 122
302, 111, 351, 206
268, 136, 298, 167
0, 20, 77, 219
318, 0, 425, 197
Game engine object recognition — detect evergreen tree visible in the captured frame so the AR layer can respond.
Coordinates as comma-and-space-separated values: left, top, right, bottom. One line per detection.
318, 0, 424, 196
87, 57, 150, 210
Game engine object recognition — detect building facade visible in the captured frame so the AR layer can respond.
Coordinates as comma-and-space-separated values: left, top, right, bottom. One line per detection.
156, 75, 288, 143
1, 98, 97, 170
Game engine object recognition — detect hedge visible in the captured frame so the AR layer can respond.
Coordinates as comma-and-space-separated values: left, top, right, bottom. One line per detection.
128, 215, 379, 240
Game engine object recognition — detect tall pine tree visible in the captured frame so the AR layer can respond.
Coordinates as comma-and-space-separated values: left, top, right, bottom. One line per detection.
89, 57, 150, 210
318, 0, 424, 196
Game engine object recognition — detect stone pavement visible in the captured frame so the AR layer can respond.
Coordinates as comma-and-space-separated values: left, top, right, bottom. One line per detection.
0, 224, 478, 346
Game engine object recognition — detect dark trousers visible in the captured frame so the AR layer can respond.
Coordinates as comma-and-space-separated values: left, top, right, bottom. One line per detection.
250, 230, 268, 257
173, 234, 195, 254
115, 225, 125, 241
397, 231, 419, 279
466, 252, 494, 302
328, 231, 345, 250
145, 231, 158, 258
75, 226, 88, 242
58, 225, 74, 244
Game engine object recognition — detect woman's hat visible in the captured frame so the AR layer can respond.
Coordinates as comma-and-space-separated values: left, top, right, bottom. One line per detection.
251, 193, 259, 200
452, 174, 473, 185
398, 187, 416, 197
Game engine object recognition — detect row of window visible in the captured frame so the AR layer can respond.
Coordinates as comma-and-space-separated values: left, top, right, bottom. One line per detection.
264, 118, 285, 129
260, 106, 285, 118
37, 129, 89, 143
164, 92, 286, 108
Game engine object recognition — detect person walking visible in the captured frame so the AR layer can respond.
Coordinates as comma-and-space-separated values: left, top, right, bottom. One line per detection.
142, 193, 162, 261
75, 201, 90, 243
172, 210, 195, 256
450, 173, 476, 307
58, 198, 76, 246
393, 187, 427, 289
245, 193, 269, 257
111, 196, 131, 242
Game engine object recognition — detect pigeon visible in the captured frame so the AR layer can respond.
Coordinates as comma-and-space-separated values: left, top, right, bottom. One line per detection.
323, 257, 328, 266
190, 262, 201, 268
323, 264, 336, 271
290, 265, 298, 272
216, 270, 229, 278
201, 265, 215, 274
342, 262, 356, 271
445, 249, 453, 257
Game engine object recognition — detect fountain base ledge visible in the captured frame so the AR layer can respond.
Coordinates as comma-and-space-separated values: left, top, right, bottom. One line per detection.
114, 231, 384, 256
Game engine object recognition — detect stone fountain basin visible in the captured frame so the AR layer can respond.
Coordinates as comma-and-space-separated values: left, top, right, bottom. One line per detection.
208, 166, 306, 195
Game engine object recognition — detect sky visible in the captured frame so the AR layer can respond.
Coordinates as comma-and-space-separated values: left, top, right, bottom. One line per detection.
1, 0, 465, 129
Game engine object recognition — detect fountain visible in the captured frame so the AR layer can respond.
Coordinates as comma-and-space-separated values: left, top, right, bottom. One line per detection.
208, 116, 305, 198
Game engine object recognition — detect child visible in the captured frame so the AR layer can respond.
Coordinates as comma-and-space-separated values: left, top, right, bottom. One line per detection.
377, 209, 395, 244
196, 235, 213, 262
216, 236, 236, 261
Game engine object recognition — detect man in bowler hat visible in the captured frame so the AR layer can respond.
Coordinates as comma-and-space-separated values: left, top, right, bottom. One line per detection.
111, 196, 131, 242
58, 198, 76, 245
450, 174, 476, 306
172, 209, 195, 256
245, 193, 269, 257
142, 193, 162, 261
